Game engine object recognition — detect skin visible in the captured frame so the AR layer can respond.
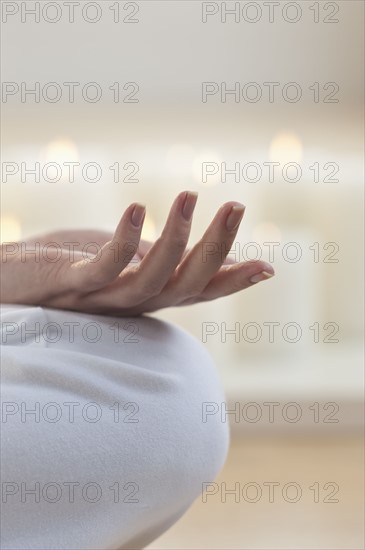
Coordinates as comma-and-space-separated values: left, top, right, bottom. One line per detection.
0, 191, 275, 316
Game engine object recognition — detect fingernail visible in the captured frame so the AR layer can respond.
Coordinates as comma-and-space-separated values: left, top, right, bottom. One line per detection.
226, 204, 245, 231
131, 203, 146, 227
182, 191, 198, 221
250, 271, 275, 284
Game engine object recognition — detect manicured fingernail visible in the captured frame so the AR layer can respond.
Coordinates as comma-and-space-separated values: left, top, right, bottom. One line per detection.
182, 191, 198, 221
131, 204, 146, 227
250, 271, 275, 284
226, 204, 245, 231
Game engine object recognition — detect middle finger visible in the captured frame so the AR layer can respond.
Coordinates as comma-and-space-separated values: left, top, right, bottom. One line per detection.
164, 201, 245, 303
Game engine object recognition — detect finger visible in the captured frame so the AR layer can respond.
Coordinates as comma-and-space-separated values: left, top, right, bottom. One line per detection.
66, 202, 146, 292
179, 260, 275, 304
166, 201, 245, 302
48, 259, 275, 317
88, 191, 198, 307
84, 258, 274, 315
69, 191, 197, 310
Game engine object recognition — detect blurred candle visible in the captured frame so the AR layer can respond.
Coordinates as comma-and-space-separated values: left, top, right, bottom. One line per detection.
231, 225, 321, 360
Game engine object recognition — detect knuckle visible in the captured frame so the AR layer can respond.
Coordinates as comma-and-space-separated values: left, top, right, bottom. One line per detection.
89, 266, 111, 287
173, 237, 188, 254
184, 289, 203, 300
178, 283, 204, 301
126, 281, 163, 305
140, 280, 164, 298
160, 232, 187, 255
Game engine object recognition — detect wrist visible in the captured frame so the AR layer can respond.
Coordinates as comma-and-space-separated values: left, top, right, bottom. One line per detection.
1, 243, 22, 303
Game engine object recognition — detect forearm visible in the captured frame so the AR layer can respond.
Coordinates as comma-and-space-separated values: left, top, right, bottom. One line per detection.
1, 244, 27, 303
0, 242, 70, 305
0, 231, 110, 305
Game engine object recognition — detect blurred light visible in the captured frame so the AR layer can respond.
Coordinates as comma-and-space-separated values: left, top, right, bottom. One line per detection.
38, 138, 79, 183
41, 138, 79, 164
141, 214, 157, 241
165, 144, 195, 179
193, 150, 222, 186
252, 222, 282, 243
269, 132, 303, 165
0, 215, 22, 243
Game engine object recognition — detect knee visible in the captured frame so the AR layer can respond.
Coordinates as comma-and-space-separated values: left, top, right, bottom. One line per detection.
134, 317, 230, 506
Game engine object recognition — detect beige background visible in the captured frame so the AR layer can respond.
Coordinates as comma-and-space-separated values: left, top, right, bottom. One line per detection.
1, 1, 364, 548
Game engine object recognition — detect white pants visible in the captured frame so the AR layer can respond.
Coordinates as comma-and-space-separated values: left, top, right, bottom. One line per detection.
0, 305, 229, 550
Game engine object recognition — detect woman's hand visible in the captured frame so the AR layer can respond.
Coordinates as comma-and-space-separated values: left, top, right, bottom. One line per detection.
0, 192, 274, 316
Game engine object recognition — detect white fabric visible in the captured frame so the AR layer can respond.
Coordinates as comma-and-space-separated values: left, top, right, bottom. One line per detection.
0, 305, 229, 550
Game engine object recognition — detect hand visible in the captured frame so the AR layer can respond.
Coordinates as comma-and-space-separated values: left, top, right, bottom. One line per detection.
0, 192, 274, 316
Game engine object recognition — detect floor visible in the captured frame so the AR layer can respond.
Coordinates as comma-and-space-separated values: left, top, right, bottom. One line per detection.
147, 435, 364, 550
